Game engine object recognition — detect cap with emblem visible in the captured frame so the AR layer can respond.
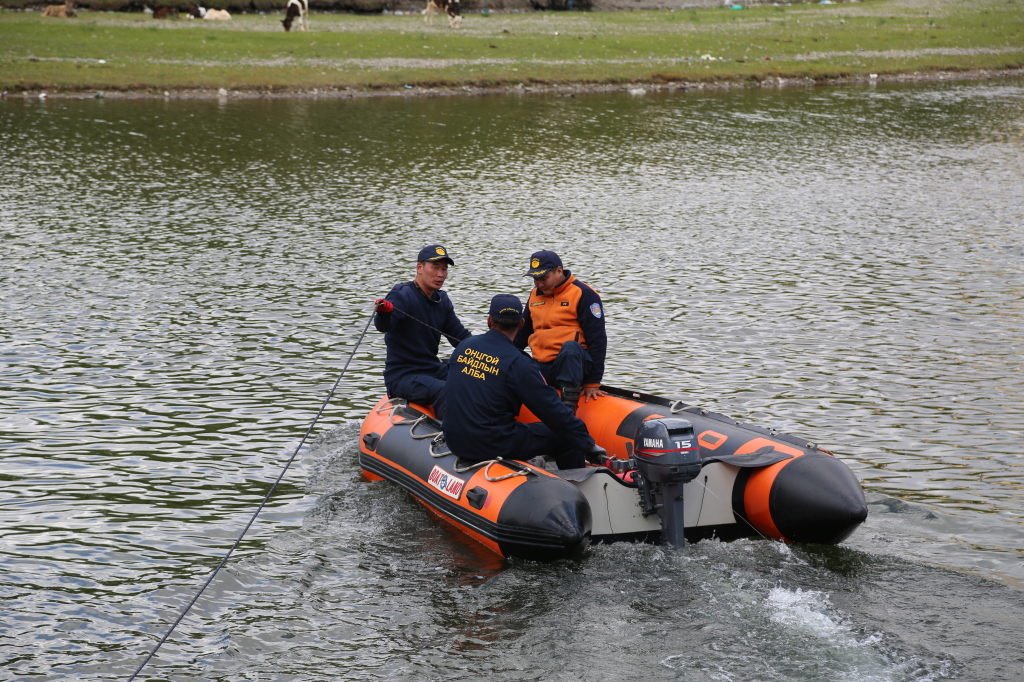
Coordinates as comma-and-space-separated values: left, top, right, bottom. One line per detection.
524, 250, 563, 278
418, 244, 455, 266
488, 294, 523, 324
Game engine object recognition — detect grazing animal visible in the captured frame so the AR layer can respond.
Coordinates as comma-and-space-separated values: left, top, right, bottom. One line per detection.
153, 6, 179, 18
42, 1, 75, 17
203, 7, 230, 19
281, 0, 307, 32
423, 0, 460, 29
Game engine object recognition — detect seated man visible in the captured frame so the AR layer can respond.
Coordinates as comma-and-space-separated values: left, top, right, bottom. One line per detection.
374, 244, 471, 418
513, 251, 608, 412
442, 294, 599, 470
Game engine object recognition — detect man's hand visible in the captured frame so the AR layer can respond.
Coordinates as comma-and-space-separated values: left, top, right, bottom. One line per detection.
375, 298, 394, 313
582, 386, 607, 402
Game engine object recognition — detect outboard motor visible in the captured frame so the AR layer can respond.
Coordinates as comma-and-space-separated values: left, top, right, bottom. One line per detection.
631, 418, 702, 547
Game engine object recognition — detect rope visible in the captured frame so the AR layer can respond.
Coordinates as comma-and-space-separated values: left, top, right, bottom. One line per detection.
384, 302, 458, 339
127, 309, 377, 682
483, 460, 531, 482
693, 475, 774, 543
670, 400, 707, 415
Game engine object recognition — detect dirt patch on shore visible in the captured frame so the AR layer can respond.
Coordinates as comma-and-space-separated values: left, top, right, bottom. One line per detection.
10, 65, 1022, 100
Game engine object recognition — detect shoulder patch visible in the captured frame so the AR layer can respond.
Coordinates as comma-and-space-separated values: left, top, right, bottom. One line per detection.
590, 303, 603, 318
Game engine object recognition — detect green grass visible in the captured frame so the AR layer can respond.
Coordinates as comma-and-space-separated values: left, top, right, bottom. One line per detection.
2, 0, 1023, 93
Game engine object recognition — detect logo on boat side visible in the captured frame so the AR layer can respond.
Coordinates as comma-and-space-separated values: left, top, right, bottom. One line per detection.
427, 465, 466, 500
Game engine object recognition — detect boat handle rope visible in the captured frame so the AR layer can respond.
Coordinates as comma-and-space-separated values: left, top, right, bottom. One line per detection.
382, 399, 449, 456
670, 400, 709, 416
377, 399, 530, 481
126, 308, 377, 682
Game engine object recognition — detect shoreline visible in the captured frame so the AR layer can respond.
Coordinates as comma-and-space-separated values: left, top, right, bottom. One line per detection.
7, 65, 1024, 100
5, 0, 1023, 99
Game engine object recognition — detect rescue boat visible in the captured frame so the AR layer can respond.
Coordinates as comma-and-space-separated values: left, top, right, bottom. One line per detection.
358, 386, 868, 561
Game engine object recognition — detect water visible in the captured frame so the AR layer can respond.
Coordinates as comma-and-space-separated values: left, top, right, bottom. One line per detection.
2, 79, 1023, 680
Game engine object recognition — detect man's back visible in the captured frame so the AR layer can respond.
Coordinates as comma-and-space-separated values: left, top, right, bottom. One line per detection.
443, 328, 593, 463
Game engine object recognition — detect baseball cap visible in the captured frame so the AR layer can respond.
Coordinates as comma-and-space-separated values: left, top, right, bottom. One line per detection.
524, 250, 562, 278
488, 294, 523, 323
418, 245, 455, 266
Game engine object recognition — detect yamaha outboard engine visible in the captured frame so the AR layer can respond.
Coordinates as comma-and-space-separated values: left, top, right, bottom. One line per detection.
631, 418, 702, 547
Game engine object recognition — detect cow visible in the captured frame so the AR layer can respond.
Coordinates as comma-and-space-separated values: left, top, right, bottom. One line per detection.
153, 6, 180, 18
203, 7, 231, 19
281, 0, 307, 32
423, 0, 460, 29
42, 1, 75, 17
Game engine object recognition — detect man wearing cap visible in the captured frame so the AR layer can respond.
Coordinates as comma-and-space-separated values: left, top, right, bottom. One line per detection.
373, 245, 471, 419
442, 294, 600, 469
514, 251, 608, 412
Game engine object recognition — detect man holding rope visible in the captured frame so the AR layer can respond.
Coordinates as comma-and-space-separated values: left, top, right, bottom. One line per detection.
374, 245, 471, 419
442, 294, 603, 470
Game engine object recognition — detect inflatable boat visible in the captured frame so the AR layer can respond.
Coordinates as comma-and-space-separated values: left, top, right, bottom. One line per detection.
359, 386, 868, 561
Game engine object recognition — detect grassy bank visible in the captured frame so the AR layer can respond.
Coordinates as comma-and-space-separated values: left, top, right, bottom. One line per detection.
2, 0, 1022, 95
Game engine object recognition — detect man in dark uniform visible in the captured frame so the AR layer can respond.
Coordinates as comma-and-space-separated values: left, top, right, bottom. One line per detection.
374, 244, 471, 418
442, 294, 600, 470
514, 251, 608, 412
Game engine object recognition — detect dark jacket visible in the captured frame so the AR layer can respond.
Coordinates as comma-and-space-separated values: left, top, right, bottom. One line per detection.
513, 270, 607, 387
442, 329, 594, 460
374, 281, 471, 389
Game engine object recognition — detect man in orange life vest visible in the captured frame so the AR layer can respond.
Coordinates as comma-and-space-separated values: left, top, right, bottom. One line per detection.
513, 251, 608, 411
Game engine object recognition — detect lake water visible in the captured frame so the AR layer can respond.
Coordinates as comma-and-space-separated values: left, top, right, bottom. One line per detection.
2, 80, 1023, 681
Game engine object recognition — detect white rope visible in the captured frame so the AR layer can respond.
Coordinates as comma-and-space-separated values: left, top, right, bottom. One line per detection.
694, 476, 774, 543
670, 400, 707, 415
483, 459, 531, 482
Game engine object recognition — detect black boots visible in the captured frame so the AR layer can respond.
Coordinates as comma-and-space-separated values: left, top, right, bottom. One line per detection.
561, 385, 582, 413
586, 442, 608, 465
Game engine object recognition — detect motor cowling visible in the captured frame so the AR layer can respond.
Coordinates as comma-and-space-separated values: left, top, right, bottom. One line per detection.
633, 418, 701, 484
631, 417, 701, 547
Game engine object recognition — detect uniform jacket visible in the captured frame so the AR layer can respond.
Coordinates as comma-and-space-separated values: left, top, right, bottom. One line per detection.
442, 329, 594, 460
513, 271, 607, 387
374, 281, 470, 389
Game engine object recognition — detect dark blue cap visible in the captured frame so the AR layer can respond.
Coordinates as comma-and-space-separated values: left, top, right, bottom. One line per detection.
418, 244, 455, 265
488, 294, 523, 323
524, 250, 562, 278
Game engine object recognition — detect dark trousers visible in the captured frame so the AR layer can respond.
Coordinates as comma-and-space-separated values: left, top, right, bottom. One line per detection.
537, 340, 591, 389
512, 421, 586, 469
387, 364, 449, 419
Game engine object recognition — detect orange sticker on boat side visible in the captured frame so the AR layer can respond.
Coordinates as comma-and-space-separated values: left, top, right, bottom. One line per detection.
697, 430, 728, 450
